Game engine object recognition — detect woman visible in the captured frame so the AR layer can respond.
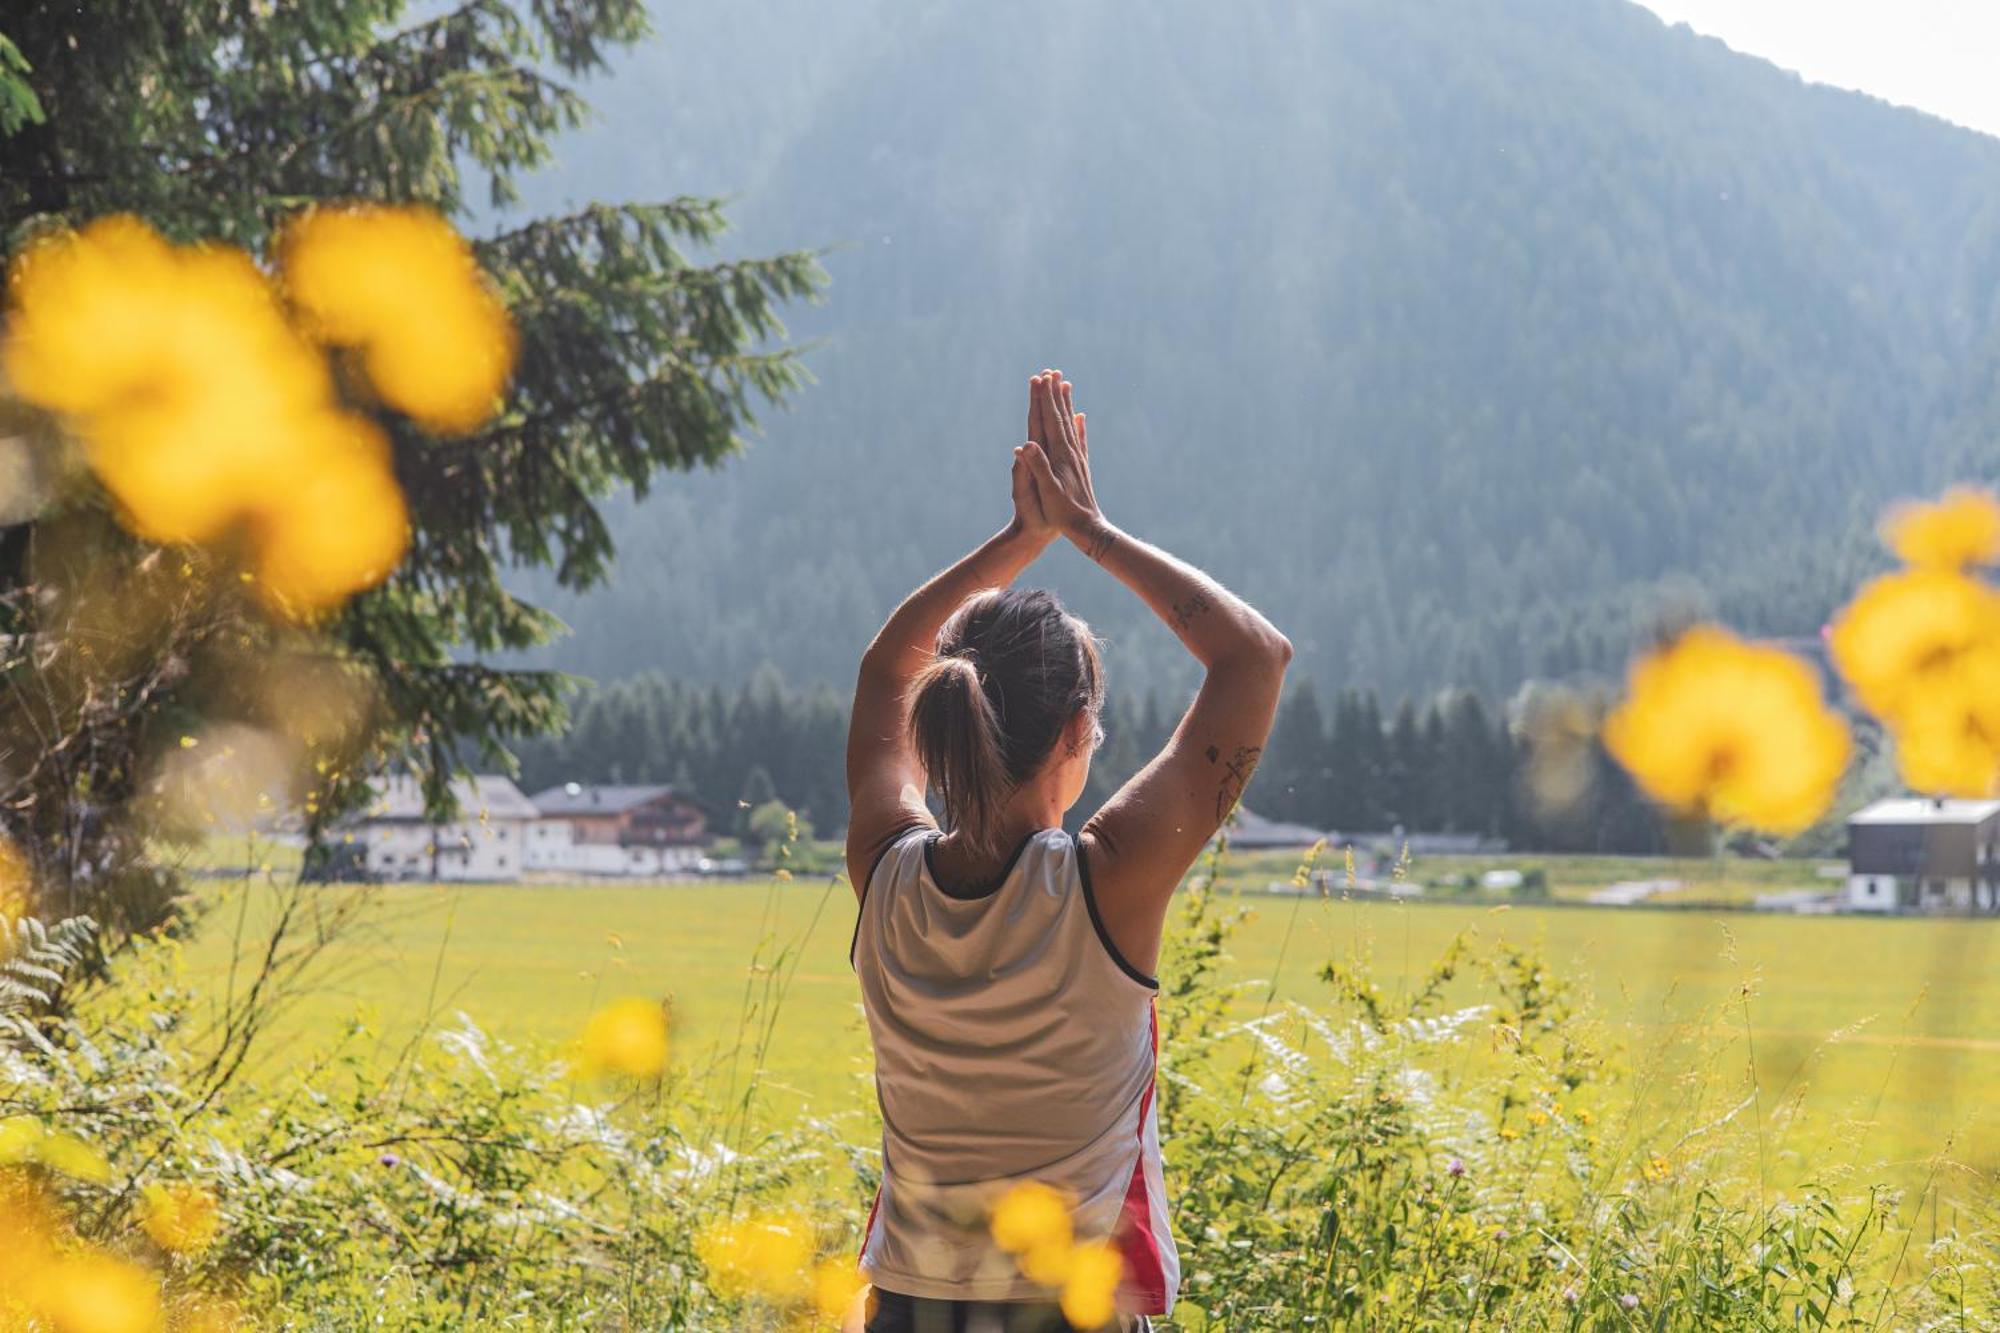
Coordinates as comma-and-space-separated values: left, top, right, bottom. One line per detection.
845, 370, 1291, 1332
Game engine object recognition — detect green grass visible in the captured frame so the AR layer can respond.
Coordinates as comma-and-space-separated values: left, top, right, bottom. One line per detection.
178, 867, 2000, 1182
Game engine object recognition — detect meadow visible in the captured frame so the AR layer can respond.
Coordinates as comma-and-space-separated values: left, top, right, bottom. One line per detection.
179, 860, 2000, 1183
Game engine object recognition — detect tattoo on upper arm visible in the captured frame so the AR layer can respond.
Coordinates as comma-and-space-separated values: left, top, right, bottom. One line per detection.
1170, 591, 1212, 632
1214, 745, 1262, 821
1084, 526, 1118, 562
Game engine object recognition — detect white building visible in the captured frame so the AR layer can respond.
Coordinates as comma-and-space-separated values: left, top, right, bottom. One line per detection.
524, 783, 711, 877
1845, 797, 2000, 914
350, 775, 539, 882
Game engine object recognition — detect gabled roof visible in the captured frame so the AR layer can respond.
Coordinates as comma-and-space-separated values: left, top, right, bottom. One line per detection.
360, 774, 539, 823
1847, 797, 2000, 827
529, 783, 692, 817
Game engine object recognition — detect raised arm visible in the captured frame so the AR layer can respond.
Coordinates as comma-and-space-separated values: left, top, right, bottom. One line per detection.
844, 394, 1060, 897
1018, 373, 1290, 974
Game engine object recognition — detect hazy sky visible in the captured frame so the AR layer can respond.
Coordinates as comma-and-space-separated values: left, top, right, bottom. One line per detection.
1633, 0, 2000, 140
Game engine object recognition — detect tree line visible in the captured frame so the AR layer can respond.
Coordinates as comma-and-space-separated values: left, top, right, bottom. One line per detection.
513, 668, 1673, 855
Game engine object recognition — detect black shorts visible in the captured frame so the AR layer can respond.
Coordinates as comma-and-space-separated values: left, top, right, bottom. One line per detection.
863, 1287, 1152, 1333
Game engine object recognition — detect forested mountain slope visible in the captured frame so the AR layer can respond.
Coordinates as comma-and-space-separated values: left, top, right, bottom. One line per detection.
506, 0, 2000, 700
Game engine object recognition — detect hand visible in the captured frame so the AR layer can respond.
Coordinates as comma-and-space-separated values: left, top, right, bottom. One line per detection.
1019, 369, 1104, 542
1011, 374, 1059, 539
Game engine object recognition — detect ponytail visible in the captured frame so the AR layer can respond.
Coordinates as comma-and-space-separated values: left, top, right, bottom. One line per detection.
908, 654, 1013, 860
907, 587, 1105, 860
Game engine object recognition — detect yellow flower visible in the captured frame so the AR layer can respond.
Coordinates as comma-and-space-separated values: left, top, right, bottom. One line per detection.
1829, 568, 2000, 795
1887, 687, 2000, 797
1603, 626, 1850, 834
251, 412, 410, 613
810, 1259, 867, 1326
1525, 1109, 1549, 1128
1641, 1154, 1674, 1182
1882, 488, 2000, 570
1058, 1239, 1123, 1330
990, 1181, 1082, 1289
37, 1251, 161, 1333
0, 1120, 110, 1184
282, 205, 516, 435
576, 996, 669, 1078
139, 1181, 220, 1255
1829, 569, 2000, 720
696, 1212, 812, 1304
0, 215, 413, 616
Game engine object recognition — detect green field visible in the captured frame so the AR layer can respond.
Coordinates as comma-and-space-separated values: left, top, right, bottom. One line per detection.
178, 863, 2000, 1187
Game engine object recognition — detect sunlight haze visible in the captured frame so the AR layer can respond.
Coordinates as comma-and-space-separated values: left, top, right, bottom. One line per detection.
1633, 0, 2000, 139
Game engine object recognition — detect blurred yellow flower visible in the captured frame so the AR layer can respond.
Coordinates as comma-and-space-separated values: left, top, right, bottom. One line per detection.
1603, 626, 1849, 834
0, 1119, 111, 1184
1882, 487, 2000, 570
810, 1259, 867, 1325
1641, 1154, 1674, 1182
577, 996, 670, 1078
1886, 688, 2000, 797
1829, 568, 2000, 796
1058, 1240, 1122, 1330
696, 1212, 812, 1303
251, 412, 410, 612
282, 205, 516, 435
38, 1251, 162, 1333
139, 1181, 220, 1255
0, 215, 412, 616
990, 1180, 1074, 1285
1829, 569, 2000, 721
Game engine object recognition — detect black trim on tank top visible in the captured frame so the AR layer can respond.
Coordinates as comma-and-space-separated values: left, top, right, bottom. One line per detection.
1073, 832, 1161, 990
851, 823, 927, 969
921, 828, 1040, 900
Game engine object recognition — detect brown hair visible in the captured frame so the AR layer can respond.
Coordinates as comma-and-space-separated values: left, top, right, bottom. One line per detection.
906, 587, 1104, 859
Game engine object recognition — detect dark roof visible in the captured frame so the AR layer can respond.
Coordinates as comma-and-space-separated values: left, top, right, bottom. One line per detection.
529, 783, 692, 817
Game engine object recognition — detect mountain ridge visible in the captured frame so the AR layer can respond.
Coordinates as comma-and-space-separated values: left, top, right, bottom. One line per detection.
503, 0, 2000, 702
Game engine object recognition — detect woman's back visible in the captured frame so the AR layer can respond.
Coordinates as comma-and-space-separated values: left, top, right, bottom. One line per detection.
852, 827, 1175, 1309
842, 370, 1290, 1326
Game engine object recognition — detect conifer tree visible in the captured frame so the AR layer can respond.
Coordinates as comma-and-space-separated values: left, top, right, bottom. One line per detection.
0, 2, 820, 924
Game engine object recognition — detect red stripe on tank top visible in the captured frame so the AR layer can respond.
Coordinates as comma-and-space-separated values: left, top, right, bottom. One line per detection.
1114, 1001, 1170, 1313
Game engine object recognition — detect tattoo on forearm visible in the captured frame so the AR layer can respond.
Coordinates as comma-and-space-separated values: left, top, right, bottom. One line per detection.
1170, 591, 1212, 632
1213, 744, 1262, 821
1083, 525, 1118, 562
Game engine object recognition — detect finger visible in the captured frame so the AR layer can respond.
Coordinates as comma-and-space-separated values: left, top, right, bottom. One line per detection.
1075, 412, 1087, 458
1040, 378, 1078, 471
1051, 378, 1081, 457
1027, 374, 1046, 446
1034, 377, 1060, 455
1022, 439, 1065, 499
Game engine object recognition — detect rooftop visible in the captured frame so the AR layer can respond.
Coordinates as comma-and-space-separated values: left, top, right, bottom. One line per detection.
530, 783, 688, 817
361, 774, 540, 823
1224, 807, 1332, 849
1847, 797, 2000, 827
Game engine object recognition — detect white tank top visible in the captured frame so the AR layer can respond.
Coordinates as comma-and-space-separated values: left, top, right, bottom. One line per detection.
851, 826, 1178, 1315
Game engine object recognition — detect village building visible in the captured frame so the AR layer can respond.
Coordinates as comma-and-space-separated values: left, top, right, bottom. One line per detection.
526, 783, 711, 876
349, 775, 539, 882
1846, 797, 2000, 914
1224, 807, 1333, 851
